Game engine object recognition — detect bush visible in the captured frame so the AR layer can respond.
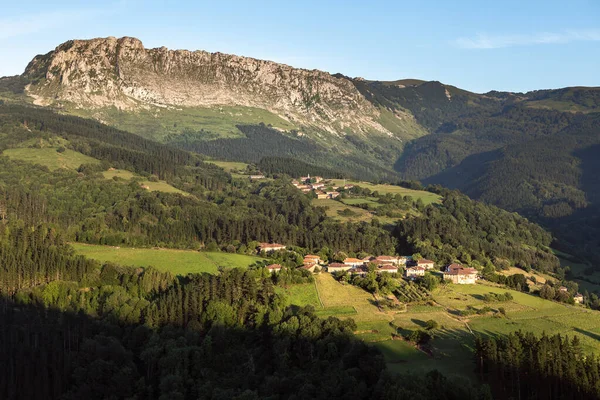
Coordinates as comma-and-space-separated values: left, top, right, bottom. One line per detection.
425, 320, 439, 330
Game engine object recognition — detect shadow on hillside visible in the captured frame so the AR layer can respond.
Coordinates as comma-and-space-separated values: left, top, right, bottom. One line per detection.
0, 294, 384, 400
574, 327, 600, 342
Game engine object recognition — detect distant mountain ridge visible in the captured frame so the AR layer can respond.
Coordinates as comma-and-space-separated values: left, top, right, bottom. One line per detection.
2, 36, 600, 262
22, 36, 405, 137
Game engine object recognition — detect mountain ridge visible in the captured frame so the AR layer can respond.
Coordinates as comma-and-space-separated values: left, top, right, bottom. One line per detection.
23, 36, 408, 138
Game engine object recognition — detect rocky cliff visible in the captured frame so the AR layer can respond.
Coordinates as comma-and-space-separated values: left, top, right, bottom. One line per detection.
24, 36, 398, 136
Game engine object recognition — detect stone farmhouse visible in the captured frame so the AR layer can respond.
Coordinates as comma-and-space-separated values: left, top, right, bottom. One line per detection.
259, 243, 287, 253
415, 259, 435, 269
266, 264, 282, 273
405, 266, 426, 279
443, 264, 478, 284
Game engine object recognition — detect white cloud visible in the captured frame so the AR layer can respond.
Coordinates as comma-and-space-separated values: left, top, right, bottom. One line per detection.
454, 29, 600, 49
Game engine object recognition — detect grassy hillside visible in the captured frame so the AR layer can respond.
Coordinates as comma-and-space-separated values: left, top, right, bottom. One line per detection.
3, 147, 100, 170
329, 179, 441, 205
102, 169, 188, 195
71, 243, 264, 275
284, 273, 600, 380
70, 105, 297, 141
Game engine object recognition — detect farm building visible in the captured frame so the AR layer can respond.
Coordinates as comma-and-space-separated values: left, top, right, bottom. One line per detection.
249, 175, 265, 180
405, 266, 425, 279
559, 286, 568, 292
304, 254, 323, 264
378, 265, 398, 274
375, 255, 406, 266
316, 192, 329, 199
350, 265, 369, 276
443, 264, 478, 284
300, 264, 318, 273
326, 191, 340, 198
266, 264, 282, 273
416, 259, 435, 269
343, 258, 364, 267
259, 243, 287, 252
328, 263, 353, 273
574, 293, 584, 304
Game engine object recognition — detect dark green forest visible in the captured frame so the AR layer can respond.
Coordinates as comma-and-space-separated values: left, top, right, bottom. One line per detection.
475, 331, 600, 400
355, 80, 600, 265
394, 188, 559, 274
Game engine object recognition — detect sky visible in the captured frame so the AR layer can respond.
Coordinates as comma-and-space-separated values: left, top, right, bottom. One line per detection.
1, 0, 599, 93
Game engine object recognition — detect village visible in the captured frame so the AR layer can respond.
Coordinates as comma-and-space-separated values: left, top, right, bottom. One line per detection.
258, 241, 586, 305
258, 242, 480, 285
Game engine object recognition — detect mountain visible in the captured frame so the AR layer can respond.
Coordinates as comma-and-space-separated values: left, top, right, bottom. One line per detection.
3, 37, 600, 262
15, 37, 427, 180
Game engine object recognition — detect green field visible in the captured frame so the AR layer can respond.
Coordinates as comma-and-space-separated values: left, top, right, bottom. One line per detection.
282, 271, 600, 380
312, 198, 374, 222
71, 105, 297, 141
329, 180, 441, 205
3, 147, 100, 170
276, 282, 322, 308
341, 197, 381, 207
206, 160, 250, 173
102, 169, 188, 195
71, 243, 264, 275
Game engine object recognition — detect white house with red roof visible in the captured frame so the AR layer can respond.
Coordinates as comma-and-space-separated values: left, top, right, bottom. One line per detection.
405, 266, 426, 279
259, 243, 286, 253
266, 264, 282, 273
443, 264, 478, 284
327, 263, 353, 273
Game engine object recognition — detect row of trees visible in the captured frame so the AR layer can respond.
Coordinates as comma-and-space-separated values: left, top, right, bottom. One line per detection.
475, 331, 600, 400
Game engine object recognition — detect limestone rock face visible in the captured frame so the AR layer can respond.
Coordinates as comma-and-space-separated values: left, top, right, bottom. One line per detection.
24, 36, 392, 135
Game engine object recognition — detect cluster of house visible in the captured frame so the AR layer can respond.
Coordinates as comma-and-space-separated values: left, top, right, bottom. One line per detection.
291, 175, 341, 199
258, 243, 479, 284
557, 285, 585, 304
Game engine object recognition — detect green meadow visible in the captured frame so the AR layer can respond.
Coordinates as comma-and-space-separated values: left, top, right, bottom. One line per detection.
329, 179, 441, 205
71, 243, 264, 275
102, 169, 188, 195
283, 272, 600, 380
3, 147, 100, 170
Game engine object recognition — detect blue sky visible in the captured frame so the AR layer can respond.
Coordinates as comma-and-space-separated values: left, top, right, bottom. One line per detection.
1, 0, 599, 93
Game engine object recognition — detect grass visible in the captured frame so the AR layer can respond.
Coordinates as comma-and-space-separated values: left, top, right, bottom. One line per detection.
206, 160, 250, 173
276, 282, 322, 309
303, 272, 600, 380
102, 169, 188, 195
3, 147, 100, 170
312, 198, 373, 222
341, 197, 381, 207
71, 243, 264, 275
329, 180, 441, 205
71, 105, 297, 141
314, 273, 391, 323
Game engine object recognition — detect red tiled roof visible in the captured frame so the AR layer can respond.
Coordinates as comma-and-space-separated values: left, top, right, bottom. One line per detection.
417, 259, 434, 264
304, 255, 320, 259
266, 264, 282, 270
444, 264, 477, 275
379, 265, 398, 270
329, 263, 350, 268
344, 258, 363, 263
408, 266, 426, 271
260, 243, 285, 249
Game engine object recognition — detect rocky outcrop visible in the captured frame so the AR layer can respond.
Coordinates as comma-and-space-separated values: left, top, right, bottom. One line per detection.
24, 36, 394, 135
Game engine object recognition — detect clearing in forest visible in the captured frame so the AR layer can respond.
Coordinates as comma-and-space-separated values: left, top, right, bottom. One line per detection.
71, 243, 264, 275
